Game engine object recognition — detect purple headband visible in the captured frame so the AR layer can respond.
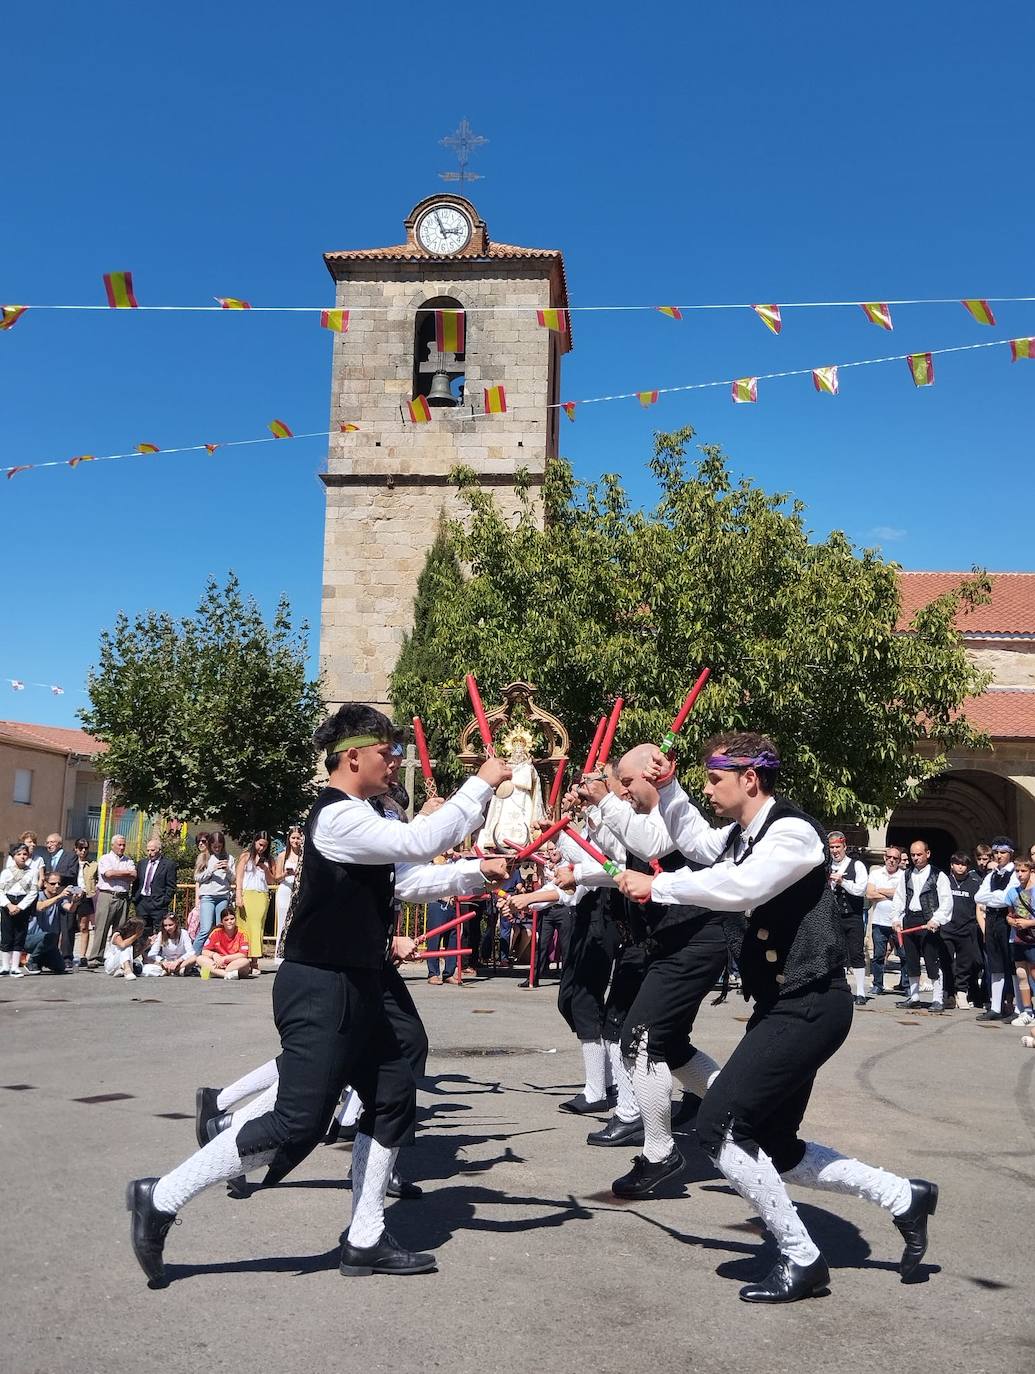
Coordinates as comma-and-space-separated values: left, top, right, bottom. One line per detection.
706, 751, 782, 772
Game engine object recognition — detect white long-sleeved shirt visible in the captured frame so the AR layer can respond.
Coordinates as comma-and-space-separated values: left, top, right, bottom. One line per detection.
890, 866, 953, 927
649, 781, 825, 913
598, 794, 674, 862
974, 864, 1018, 911
0, 865, 39, 910
830, 855, 868, 898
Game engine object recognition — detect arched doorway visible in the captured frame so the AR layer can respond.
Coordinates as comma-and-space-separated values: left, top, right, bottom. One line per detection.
887, 768, 1026, 864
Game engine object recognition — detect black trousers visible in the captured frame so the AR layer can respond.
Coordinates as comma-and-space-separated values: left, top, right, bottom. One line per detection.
696, 977, 853, 1174
840, 912, 865, 969
535, 905, 568, 981
1, 904, 33, 952
984, 911, 1014, 981
557, 896, 618, 1041
619, 919, 728, 1069
602, 943, 648, 1043
382, 962, 429, 1084
901, 926, 943, 981
940, 929, 981, 1001
236, 959, 416, 1183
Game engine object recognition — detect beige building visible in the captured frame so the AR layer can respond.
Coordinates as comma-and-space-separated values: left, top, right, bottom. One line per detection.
0, 721, 107, 852
319, 193, 569, 709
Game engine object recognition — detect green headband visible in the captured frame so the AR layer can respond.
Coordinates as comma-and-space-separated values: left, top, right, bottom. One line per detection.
328, 734, 385, 755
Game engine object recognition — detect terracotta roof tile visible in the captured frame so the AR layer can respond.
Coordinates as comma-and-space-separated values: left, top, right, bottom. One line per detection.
897, 572, 1035, 635
959, 689, 1035, 739
323, 241, 565, 264
0, 720, 106, 756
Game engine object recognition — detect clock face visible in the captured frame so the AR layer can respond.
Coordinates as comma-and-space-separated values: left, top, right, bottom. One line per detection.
416, 205, 472, 255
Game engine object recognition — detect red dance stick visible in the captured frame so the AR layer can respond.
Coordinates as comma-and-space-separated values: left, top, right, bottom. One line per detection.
412, 948, 472, 961
583, 716, 607, 773
597, 698, 624, 768
412, 716, 437, 796
466, 673, 495, 755
659, 668, 711, 757
547, 758, 568, 813
473, 844, 485, 858
416, 912, 468, 947
895, 923, 930, 948
528, 907, 539, 989
560, 824, 622, 879
510, 814, 571, 860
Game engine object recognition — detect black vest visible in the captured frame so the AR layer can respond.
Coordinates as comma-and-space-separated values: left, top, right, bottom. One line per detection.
904, 866, 945, 921
627, 849, 726, 937
725, 798, 846, 1003
831, 858, 866, 919
283, 786, 396, 971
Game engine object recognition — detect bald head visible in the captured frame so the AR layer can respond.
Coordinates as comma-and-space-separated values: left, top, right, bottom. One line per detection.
616, 747, 660, 814
620, 745, 657, 775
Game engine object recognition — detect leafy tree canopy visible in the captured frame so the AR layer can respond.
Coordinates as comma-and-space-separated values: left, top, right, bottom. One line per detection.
391, 429, 990, 824
80, 573, 324, 842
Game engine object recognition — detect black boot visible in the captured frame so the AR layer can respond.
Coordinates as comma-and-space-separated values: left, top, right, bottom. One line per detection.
893, 1179, 938, 1280
587, 1115, 645, 1147
611, 1147, 685, 1199
559, 1093, 610, 1115
338, 1229, 436, 1276
125, 1178, 176, 1287
739, 1255, 830, 1303
194, 1086, 221, 1149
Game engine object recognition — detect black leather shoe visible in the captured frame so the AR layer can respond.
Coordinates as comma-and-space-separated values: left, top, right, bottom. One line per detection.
388, 1169, 423, 1199
338, 1229, 436, 1276
895, 998, 921, 1010
975, 1009, 1002, 1023
894, 1179, 938, 1280
203, 1111, 234, 1143
853, 995, 868, 1006
587, 1115, 645, 1147
125, 1178, 176, 1287
195, 1086, 221, 1149
927, 1001, 945, 1014
739, 1255, 830, 1303
559, 1093, 610, 1115
611, 1147, 685, 1198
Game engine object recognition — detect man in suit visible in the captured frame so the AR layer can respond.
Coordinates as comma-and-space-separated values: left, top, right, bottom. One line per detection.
45, 833, 84, 962
132, 837, 178, 936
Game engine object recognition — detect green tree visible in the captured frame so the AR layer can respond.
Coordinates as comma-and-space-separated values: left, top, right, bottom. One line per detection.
80, 573, 325, 841
390, 429, 990, 823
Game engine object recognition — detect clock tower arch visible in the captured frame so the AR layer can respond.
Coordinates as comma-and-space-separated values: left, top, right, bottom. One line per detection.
319, 195, 570, 709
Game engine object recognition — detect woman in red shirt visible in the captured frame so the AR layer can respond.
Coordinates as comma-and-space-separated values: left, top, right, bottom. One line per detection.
200, 911, 252, 981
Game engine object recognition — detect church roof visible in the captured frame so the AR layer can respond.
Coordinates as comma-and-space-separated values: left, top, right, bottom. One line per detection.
324, 240, 566, 264
897, 571, 1035, 637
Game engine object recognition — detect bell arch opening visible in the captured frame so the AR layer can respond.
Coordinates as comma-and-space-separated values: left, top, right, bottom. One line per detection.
413, 295, 466, 407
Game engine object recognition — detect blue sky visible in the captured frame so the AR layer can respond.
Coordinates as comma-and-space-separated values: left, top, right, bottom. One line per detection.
3, 0, 1033, 728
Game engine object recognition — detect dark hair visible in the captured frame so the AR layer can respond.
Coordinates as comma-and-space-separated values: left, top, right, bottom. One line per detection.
701, 731, 780, 794
950, 851, 971, 866
196, 831, 212, 848
248, 831, 272, 864
314, 704, 393, 773
74, 838, 89, 852
974, 842, 992, 857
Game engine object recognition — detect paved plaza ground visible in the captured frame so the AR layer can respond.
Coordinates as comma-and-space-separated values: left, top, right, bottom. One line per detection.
3, 963, 1032, 1374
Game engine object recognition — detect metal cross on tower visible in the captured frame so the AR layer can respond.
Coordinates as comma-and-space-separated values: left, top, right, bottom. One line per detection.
439, 119, 487, 185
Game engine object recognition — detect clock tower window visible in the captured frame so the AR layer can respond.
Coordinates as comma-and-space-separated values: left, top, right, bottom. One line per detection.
413, 295, 466, 408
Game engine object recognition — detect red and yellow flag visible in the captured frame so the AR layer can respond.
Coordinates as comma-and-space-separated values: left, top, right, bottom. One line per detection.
812, 366, 839, 395
0, 305, 28, 331
204, 443, 220, 454
562, 402, 577, 422
67, 455, 95, 468
435, 309, 465, 353
1009, 338, 1035, 361
637, 390, 659, 408
6, 466, 32, 480
103, 271, 138, 308
731, 377, 758, 403
752, 304, 782, 335
656, 306, 682, 320
268, 419, 293, 438
536, 308, 568, 334
860, 302, 893, 331
321, 308, 350, 333
339, 422, 360, 432
907, 353, 934, 387
962, 299, 996, 326
137, 442, 159, 454
215, 297, 251, 309
483, 385, 507, 415
408, 396, 432, 424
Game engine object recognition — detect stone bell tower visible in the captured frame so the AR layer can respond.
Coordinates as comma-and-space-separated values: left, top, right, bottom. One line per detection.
319, 194, 571, 709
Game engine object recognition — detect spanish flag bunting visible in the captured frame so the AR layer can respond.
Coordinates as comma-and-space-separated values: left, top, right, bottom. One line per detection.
137, 442, 160, 454
536, 308, 568, 334
215, 297, 251, 309
204, 443, 220, 454
268, 419, 293, 438
103, 271, 138, 308
339, 422, 360, 432
860, 302, 893, 330
731, 377, 758, 403
50, 685, 64, 696
656, 306, 682, 320
562, 402, 577, 422
408, 396, 432, 424
752, 304, 782, 335
812, 366, 839, 395
67, 455, 95, 468
962, 299, 996, 326
1009, 338, 1035, 361
484, 385, 507, 415
637, 390, 659, 408
1, 305, 28, 331
907, 352, 934, 387
10, 680, 24, 689
320, 308, 350, 333
434, 309, 465, 353
6, 466, 32, 480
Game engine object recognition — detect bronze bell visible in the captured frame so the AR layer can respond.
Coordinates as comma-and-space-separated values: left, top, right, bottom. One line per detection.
427, 371, 457, 407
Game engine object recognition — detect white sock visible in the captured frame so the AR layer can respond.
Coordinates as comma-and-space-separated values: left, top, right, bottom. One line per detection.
991, 977, 1005, 1013
908, 977, 920, 1000
337, 1087, 364, 1129
0, 952, 9, 973
605, 1040, 638, 1122
346, 1133, 399, 1248
852, 967, 866, 997
671, 1048, 721, 1099
930, 973, 943, 1004
216, 1058, 279, 1112
228, 1082, 279, 1135
580, 1039, 606, 1103
716, 1136, 820, 1266
633, 1042, 675, 1163
152, 1124, 276, 1214
783, 1141, 912, 1215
